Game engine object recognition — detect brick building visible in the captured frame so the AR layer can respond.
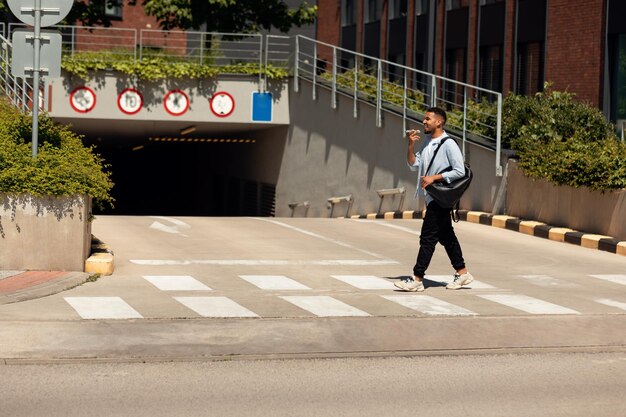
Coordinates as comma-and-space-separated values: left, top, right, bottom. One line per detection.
317, 0, 626, 124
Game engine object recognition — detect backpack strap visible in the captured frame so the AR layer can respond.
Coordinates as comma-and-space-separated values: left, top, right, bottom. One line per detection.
423, 136, 449, 176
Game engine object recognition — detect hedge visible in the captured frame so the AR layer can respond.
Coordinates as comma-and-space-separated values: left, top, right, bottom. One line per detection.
504, 84, 626, 191
0, 100, 114, 208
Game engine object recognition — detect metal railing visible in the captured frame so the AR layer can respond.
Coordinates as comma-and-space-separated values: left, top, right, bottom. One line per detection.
0, 25, 502, 174
293, 36, 503, 176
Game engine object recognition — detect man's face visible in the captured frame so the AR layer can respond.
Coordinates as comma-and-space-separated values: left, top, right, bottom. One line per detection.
422, 112, 442, 134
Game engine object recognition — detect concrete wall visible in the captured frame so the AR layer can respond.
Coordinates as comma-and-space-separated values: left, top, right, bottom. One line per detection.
506, 161, 626, 241
0, 194, 92, 271
49, 73, 290, 126
275, 80, 506, 217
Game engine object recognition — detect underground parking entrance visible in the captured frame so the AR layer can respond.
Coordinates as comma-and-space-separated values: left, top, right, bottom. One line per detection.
88, 127, 287, 217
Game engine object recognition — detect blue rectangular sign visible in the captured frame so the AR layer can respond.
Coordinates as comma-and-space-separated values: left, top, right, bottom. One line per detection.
252, 92, 272, 122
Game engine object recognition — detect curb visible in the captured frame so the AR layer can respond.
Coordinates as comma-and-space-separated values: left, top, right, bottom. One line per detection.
85, 235, 115, 276
350, 210, 626, 257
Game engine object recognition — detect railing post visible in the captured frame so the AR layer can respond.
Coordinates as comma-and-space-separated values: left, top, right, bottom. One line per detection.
199, 32, 204, 65
430, 74, 437, 107
139, 29, 143, 62
294, 36, 300, 93
71, 26, 75, 57
462, 86, 467, 159
133, 29, 138, 63
376, 59, 382, 128
312, 42, 317, 101
496, 93, 503, 176
331, 47, 337, 109
353, 57, 358, 118
258, 34, 263, 91
264, 35, 270, 92
402, 68, 408, 136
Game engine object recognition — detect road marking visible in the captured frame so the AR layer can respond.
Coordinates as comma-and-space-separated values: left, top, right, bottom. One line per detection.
280, 296, 370, 317
143, 275, 212, 291
174, 297, 258, 318
589, 275, 626, 286
130, 259, 398, 266
355, 220, 420, 236
330, 275, 396, 290
65, 297, 143, 320
594, 298, 626, 311
516, 275, 579, 288
382, 295, 477, 316
477, 294, 579, 315
239, 275, 311, 290
253, 218, 392, 260
149, 216, 191, 237
466, 280, 498, 290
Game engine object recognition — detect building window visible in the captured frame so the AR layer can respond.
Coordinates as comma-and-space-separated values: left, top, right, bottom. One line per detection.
479, 0, 504, 5
415, 0, 429, 16
479, 45, 502, 92
516, 41, 544, 96
389, 0, 408, 19
103, 0, 123, 18
446, 0, 462, 11
342, 0, 357, 26
365, 0, 382, 23
610, 34, 626, 122
445, 48, 466, 104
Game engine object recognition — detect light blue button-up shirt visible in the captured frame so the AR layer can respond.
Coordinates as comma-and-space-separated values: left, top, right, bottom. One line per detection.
408, 132, 466, 205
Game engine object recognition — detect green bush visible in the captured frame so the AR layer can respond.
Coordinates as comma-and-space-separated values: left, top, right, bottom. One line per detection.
0, 100, 114, 207
505, 83, 626, 190
62, 52, 289, 81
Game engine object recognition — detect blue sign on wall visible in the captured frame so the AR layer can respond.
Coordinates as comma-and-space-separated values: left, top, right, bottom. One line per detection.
252, 92, 272, 122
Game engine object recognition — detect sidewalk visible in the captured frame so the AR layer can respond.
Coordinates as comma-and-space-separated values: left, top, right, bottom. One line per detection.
0, 270, 89, 305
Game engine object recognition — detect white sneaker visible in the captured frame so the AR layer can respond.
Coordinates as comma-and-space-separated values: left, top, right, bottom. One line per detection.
394, 276, 425, 292
446, 272, 474, 290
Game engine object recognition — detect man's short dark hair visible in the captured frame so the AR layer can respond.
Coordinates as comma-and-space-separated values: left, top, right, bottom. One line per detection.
426, 107, 447, 125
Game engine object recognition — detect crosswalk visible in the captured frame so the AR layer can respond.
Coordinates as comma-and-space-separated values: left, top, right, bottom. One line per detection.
63, 274, 626, 320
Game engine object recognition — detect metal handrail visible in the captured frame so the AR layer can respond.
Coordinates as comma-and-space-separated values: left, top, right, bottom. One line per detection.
293, 35, 504, 176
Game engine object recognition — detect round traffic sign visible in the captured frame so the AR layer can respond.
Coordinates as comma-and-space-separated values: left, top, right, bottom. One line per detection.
164, 90, 189, 116
117, 88, 143, 115
210, 91, 235, 117
7, 0, 73, 27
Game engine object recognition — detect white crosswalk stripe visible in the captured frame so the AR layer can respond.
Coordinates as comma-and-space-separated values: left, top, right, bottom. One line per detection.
594, 298, 626, 311
239, 275, 311, 290
330, 275, 396, 290
280, 296, 370, 317
589, 275, 626, 286
477, 294, 579, 315
143, 275, 212, 291
174, 297, 259, 318
65, 297, 143, 319
382, 295, 476, 316
516, 275, 579, 288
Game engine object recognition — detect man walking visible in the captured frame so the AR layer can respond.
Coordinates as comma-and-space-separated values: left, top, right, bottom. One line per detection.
395, 107, 474, 292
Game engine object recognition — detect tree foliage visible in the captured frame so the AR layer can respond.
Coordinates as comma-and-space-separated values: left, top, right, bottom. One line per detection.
137, 0, 317, 33
504, 83, 626, 190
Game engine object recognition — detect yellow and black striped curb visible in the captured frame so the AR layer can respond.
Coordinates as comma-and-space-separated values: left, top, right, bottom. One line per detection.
350, 210, 626, 257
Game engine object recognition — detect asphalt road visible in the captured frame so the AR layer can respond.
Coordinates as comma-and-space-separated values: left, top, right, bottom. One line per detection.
2, 352, 625, 417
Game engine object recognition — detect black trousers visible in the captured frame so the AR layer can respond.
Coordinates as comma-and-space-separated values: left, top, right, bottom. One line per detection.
413, 201, 466, 278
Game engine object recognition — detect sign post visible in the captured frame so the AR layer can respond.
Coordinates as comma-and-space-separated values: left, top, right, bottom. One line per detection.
7, 0, 72, 158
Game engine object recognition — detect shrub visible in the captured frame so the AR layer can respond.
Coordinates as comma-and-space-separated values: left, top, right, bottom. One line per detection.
505, 83, 626, 190
0, 100, 114, 208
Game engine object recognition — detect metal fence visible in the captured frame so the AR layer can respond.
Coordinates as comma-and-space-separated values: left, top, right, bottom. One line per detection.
293, 36, 503, 176
0, 25, 502, 174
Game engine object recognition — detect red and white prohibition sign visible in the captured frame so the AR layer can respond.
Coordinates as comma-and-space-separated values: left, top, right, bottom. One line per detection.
117, 88, 143, 115
69, 86, 96, 113
210, 91, 235, 117
164, 89, 190, 116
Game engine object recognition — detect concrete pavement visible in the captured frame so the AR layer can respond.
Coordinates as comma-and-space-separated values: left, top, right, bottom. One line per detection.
2, 215, 626, 363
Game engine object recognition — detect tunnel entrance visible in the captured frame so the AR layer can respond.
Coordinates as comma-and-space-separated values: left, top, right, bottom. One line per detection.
90, 131, 284, 217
